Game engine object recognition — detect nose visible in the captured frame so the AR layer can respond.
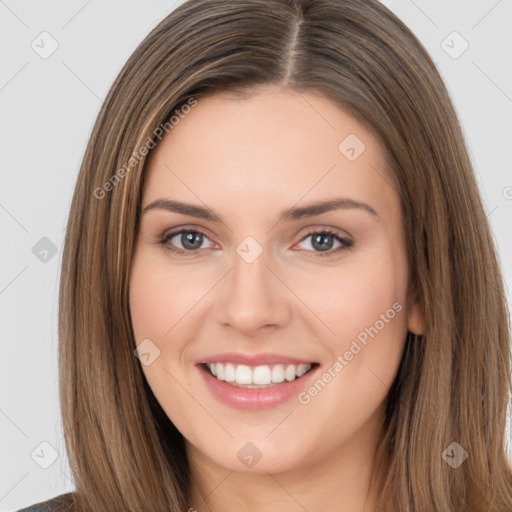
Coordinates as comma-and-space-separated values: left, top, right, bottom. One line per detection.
217, 244, 292, 337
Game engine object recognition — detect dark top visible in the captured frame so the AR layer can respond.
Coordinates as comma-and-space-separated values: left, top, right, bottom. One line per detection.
16, 492, 74, 512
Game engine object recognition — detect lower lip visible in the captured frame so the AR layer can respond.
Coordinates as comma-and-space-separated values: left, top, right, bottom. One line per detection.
197, 364, 319, 410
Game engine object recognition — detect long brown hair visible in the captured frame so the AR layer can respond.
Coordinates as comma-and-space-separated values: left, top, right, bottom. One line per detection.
58, 0, 512, 510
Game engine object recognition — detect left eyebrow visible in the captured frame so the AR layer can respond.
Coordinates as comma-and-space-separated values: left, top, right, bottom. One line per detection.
142, 197, 379, 222
281, 198, 379, 221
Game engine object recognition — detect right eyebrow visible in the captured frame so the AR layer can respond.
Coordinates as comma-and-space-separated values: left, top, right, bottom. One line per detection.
142, 199, 222, 222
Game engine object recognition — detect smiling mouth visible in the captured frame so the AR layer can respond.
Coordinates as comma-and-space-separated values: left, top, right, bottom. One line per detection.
202, 362, 319, 388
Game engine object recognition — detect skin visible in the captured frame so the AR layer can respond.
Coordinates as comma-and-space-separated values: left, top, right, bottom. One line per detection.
129, 84, 423, 512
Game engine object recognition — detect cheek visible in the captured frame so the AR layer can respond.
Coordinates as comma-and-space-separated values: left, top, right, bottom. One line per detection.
129, 254, 204, 344
291, 245, 409, 420
295, 252, 409, 352
129, 255, 199, 416
128, 251, 215, 407
290, 252, 408, 446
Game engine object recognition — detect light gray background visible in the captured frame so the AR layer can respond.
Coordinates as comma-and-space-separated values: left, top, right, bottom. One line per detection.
1, 1, 511, 510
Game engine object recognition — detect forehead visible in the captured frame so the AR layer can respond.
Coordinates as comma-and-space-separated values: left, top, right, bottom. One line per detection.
142, 86, 398, 221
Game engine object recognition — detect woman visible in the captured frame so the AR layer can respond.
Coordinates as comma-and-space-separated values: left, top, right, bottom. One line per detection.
18, 0, 512, 510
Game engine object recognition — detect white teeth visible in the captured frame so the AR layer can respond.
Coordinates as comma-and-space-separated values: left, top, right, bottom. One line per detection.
224, 362, 236, 382
215, 362, 224, 380
235, 364, 252, 384
296, 364, 309, 377
253, 365, 272, 385
205, 362, 313, 386
271, 364, 285, 383
284, 364, 296, 381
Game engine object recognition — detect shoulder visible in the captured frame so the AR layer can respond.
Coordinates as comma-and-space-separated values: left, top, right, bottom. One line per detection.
15, 492, 75, 512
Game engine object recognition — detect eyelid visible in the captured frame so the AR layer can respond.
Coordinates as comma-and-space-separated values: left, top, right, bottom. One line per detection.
157, 224, 217, 244
294, 227, 353, 257
158, 225, 353, 257
158, 225, 217, 254
295, 224, 352, 242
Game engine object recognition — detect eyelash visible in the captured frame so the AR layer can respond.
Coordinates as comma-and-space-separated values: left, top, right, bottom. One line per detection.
157, 227, 353, 258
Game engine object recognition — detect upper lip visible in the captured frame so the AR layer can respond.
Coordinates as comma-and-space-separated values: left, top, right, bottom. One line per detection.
196, 352, 317, 366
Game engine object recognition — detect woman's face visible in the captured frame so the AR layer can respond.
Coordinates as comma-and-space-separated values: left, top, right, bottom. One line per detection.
129, 85, 422, 480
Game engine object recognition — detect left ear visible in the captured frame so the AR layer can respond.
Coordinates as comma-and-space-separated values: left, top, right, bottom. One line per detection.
407, 298, 424, 335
